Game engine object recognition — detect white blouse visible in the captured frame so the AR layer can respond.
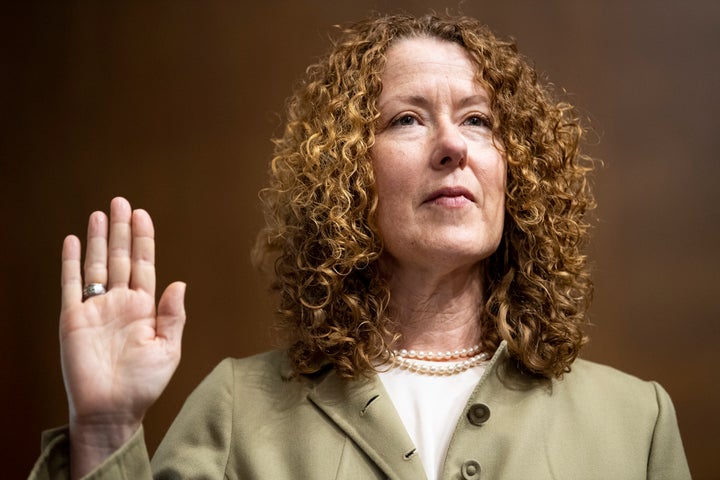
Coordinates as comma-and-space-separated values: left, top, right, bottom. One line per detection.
378, 361, 488, 480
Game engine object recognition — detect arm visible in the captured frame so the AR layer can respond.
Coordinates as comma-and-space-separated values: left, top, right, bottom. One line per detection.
54, 197, 186, 479
30, 357, 235, 480
151, 359, 235, 478
647, 382, 692, 479
29, 425, 152, 480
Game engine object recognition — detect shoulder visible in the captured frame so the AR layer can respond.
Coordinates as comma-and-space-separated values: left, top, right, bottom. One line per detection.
493, 352, 669, 422
163, 350, 316, 447
200, 350, 296, 393
554, 358, 670, 420
567, 357, 654, 390
218, 350, 293, 379
565, 358, 660, 393
199, 350, 321, 407
550, 359, 689, 477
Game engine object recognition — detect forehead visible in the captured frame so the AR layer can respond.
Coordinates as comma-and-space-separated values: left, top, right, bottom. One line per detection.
379, 36, 484, 96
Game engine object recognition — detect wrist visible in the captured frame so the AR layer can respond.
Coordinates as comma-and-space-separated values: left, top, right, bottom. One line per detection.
69, 418, 142, 479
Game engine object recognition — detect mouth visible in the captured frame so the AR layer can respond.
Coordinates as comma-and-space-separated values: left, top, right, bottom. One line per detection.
424, 186, 476, 204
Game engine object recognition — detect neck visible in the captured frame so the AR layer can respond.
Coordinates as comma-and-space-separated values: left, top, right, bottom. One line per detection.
383, 260, 485, 352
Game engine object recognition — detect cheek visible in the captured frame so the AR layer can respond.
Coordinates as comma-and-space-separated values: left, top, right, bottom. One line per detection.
479, 155, 507, 226
374, 174, 406, 231
372, 144, 415, 201
371, 150, 396, 235
487, 149, 507, 192
491, 167, 507, 205
475, 149, 506, 192
372, 165, 415, 246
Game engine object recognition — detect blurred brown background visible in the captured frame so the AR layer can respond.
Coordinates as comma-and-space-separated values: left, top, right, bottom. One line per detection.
2, 1, 718, 478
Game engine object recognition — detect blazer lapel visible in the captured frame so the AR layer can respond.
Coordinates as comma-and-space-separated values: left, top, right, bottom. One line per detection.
307, 370, 428, 480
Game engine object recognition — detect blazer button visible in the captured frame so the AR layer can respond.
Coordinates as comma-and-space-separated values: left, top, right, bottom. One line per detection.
461, 459, 481, 479
467, 403, 491, 426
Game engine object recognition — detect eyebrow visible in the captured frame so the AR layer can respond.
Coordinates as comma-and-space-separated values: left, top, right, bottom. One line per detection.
378, 93, 490, 110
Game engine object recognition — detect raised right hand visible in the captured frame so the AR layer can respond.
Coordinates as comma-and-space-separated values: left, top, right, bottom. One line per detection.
59, 197, 186, 478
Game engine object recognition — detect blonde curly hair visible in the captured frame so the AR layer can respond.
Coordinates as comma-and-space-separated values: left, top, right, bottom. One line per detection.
253, 13, 595, 379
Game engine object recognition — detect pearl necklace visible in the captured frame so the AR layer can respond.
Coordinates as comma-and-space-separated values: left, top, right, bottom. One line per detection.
391, 344, 488, 376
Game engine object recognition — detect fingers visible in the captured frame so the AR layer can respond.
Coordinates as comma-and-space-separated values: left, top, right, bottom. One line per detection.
107, 197, 133, 288
130, 209, 156, 295
109, 199, 157, 294
83, 211, 109, 287
61, 235, 83, 309
156, 282, 187, 346
67, 197, 161, 299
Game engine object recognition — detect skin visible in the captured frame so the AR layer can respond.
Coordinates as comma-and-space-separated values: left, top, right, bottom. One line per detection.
60, 197, 186, 479
57, 36, 505, 478
372, 37, 506, 352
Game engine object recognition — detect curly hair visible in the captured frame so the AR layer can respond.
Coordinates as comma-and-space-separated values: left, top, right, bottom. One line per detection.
252, 13, 595, 379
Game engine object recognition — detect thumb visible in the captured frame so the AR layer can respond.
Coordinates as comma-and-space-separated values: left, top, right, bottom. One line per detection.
157, 281, 187, 345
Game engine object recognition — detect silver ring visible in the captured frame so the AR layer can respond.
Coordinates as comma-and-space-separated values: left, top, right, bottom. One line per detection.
82, 283, 107, 301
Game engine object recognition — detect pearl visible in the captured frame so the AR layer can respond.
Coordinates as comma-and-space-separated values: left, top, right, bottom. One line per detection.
393, 344, 481, 361
390, 344, 489, 376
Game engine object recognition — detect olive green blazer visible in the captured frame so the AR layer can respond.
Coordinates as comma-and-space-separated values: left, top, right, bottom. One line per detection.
30, 342, 691, 479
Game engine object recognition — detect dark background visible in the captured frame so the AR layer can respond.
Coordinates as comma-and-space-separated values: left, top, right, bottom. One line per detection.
3, 1, 718, 478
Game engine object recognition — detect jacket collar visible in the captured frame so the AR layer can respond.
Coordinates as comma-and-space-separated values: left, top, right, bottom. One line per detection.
305, 342, 511, 480
307, 367, 426, 479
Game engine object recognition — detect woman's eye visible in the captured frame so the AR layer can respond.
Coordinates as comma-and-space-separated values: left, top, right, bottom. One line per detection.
392, 115, 417, 126
463, 114, 493, 128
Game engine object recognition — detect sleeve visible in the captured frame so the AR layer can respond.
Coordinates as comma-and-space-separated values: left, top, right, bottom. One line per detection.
647, 381, 692, 480
28, 426, 152, 480
27, 359, 235, 480
150, 358, 235, 478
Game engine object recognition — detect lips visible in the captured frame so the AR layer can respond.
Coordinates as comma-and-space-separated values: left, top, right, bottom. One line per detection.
424, 186, 475, 204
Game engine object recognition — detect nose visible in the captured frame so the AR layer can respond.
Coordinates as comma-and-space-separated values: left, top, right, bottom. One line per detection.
432, 121, 467, 169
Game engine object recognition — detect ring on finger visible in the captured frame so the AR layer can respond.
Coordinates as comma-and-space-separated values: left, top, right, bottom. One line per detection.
82, 283, 107, 301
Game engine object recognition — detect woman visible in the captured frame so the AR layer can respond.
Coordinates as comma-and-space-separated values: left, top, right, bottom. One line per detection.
31, 13, 690, 480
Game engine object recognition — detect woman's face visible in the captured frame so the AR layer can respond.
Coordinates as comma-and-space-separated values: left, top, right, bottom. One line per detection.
372, 37, 506, 275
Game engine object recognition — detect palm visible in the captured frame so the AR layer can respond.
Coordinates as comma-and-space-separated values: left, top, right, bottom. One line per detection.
61, 290, 172, 422
59, 198, 186, 427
